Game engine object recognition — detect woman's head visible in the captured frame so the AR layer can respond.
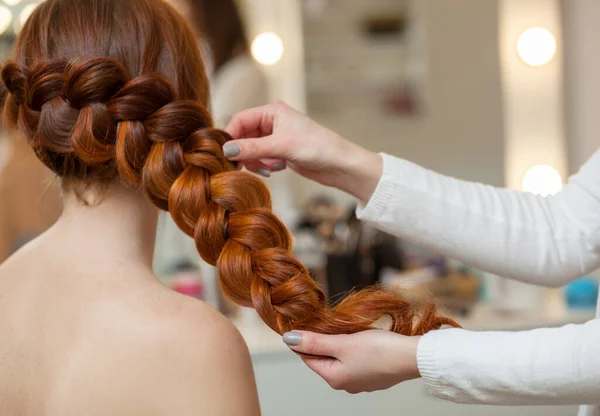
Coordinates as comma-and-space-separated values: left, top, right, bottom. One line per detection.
169, 0, 248, 73
1, 0, 458, 336
2, 0, 211, 187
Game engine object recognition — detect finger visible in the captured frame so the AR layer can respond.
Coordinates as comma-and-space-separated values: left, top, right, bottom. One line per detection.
244, 162, 272, 178
225, 102, 282, 139
222, 137, 288, 163
282, 331, 341, 357
259, 158, 287, 171
242, 159, 286, 173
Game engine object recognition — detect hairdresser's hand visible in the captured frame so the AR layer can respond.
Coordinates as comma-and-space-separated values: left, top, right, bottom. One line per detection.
224, 102, 382, 203
282, 330, 420, 394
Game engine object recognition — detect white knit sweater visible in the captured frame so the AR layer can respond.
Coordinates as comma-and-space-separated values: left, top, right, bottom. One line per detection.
356, 152, 600, 416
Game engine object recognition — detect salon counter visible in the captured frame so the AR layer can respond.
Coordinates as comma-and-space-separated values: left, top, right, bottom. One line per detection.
234, 303, 595, 416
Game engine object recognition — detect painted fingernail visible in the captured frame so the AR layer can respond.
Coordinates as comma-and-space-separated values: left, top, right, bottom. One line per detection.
283, 332, 302, 346
272, 163, 286, 172
257, 168, 271, 178
223, 143, 241, 159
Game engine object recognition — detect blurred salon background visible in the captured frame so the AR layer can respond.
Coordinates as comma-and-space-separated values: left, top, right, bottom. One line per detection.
0, 1, 598, 415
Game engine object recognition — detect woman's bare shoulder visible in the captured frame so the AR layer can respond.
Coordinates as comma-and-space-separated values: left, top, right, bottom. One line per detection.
120, 291, 261, 415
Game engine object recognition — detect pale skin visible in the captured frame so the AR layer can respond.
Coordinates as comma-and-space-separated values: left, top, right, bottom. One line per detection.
223, 101, 422, 394
0, 182, 261, 415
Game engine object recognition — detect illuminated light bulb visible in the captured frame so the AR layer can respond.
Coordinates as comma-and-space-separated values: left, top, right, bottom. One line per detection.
517, 27, 556, 66
0, 6, 12, 35
2, 0, 22, 5
251, 32, 284, 66
522, 165, 562, 196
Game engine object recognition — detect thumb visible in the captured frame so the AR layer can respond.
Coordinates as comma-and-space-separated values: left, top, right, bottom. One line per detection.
222, 136, 287, 163
282, 331, 341, 358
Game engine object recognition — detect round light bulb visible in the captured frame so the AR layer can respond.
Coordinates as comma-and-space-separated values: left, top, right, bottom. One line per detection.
517, 27, 556, 66
0, 6, 12, 35
251, 32, 284, 66
20, 3, 38, 26
522, 165, 562, 196
2, 0, 22, 5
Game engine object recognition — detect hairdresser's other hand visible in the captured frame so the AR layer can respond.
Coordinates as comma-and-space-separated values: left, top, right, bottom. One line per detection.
224, 102, 382, 203
282, 330, 420, 394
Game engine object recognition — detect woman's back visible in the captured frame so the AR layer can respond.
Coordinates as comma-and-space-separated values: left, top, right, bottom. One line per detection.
0, 0, 448, 411
0, 1, 264, 413
0, 191, 260, 415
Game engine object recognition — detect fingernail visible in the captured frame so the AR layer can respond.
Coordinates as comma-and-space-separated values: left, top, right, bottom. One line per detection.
272, 163, 286, 172
257, 168, 271, 178
283, 332, 302, 346
223, 144, 241, 159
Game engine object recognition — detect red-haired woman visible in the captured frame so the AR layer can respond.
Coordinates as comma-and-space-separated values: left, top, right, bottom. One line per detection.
0, 1, 262, 413
0, 0, 452, 414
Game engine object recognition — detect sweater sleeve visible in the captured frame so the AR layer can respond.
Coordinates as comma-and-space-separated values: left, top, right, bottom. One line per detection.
356, 150, 600, 286
417, 320, 600, 405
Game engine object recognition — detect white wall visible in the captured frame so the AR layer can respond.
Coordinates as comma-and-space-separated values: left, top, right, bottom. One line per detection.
563, 0, 600, 173
297, 0, 505, 206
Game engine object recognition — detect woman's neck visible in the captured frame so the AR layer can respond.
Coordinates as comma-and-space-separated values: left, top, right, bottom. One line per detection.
51, 181, 159, 268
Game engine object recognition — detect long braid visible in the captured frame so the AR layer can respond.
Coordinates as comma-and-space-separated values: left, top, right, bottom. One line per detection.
2, 56, 460, 336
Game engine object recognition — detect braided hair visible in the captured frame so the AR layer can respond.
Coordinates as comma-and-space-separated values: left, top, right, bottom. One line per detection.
1, 0, 459, 335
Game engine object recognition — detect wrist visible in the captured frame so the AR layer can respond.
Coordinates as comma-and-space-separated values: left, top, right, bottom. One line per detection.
388, 334, 422, 384
405, 336, 422, 380
335, 143, 382, 203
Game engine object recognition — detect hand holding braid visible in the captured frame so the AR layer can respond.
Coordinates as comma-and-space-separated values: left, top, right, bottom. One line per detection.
2, 56, 460, 335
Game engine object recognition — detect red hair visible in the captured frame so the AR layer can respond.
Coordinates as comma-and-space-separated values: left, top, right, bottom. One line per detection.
1, 0, 459, 335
